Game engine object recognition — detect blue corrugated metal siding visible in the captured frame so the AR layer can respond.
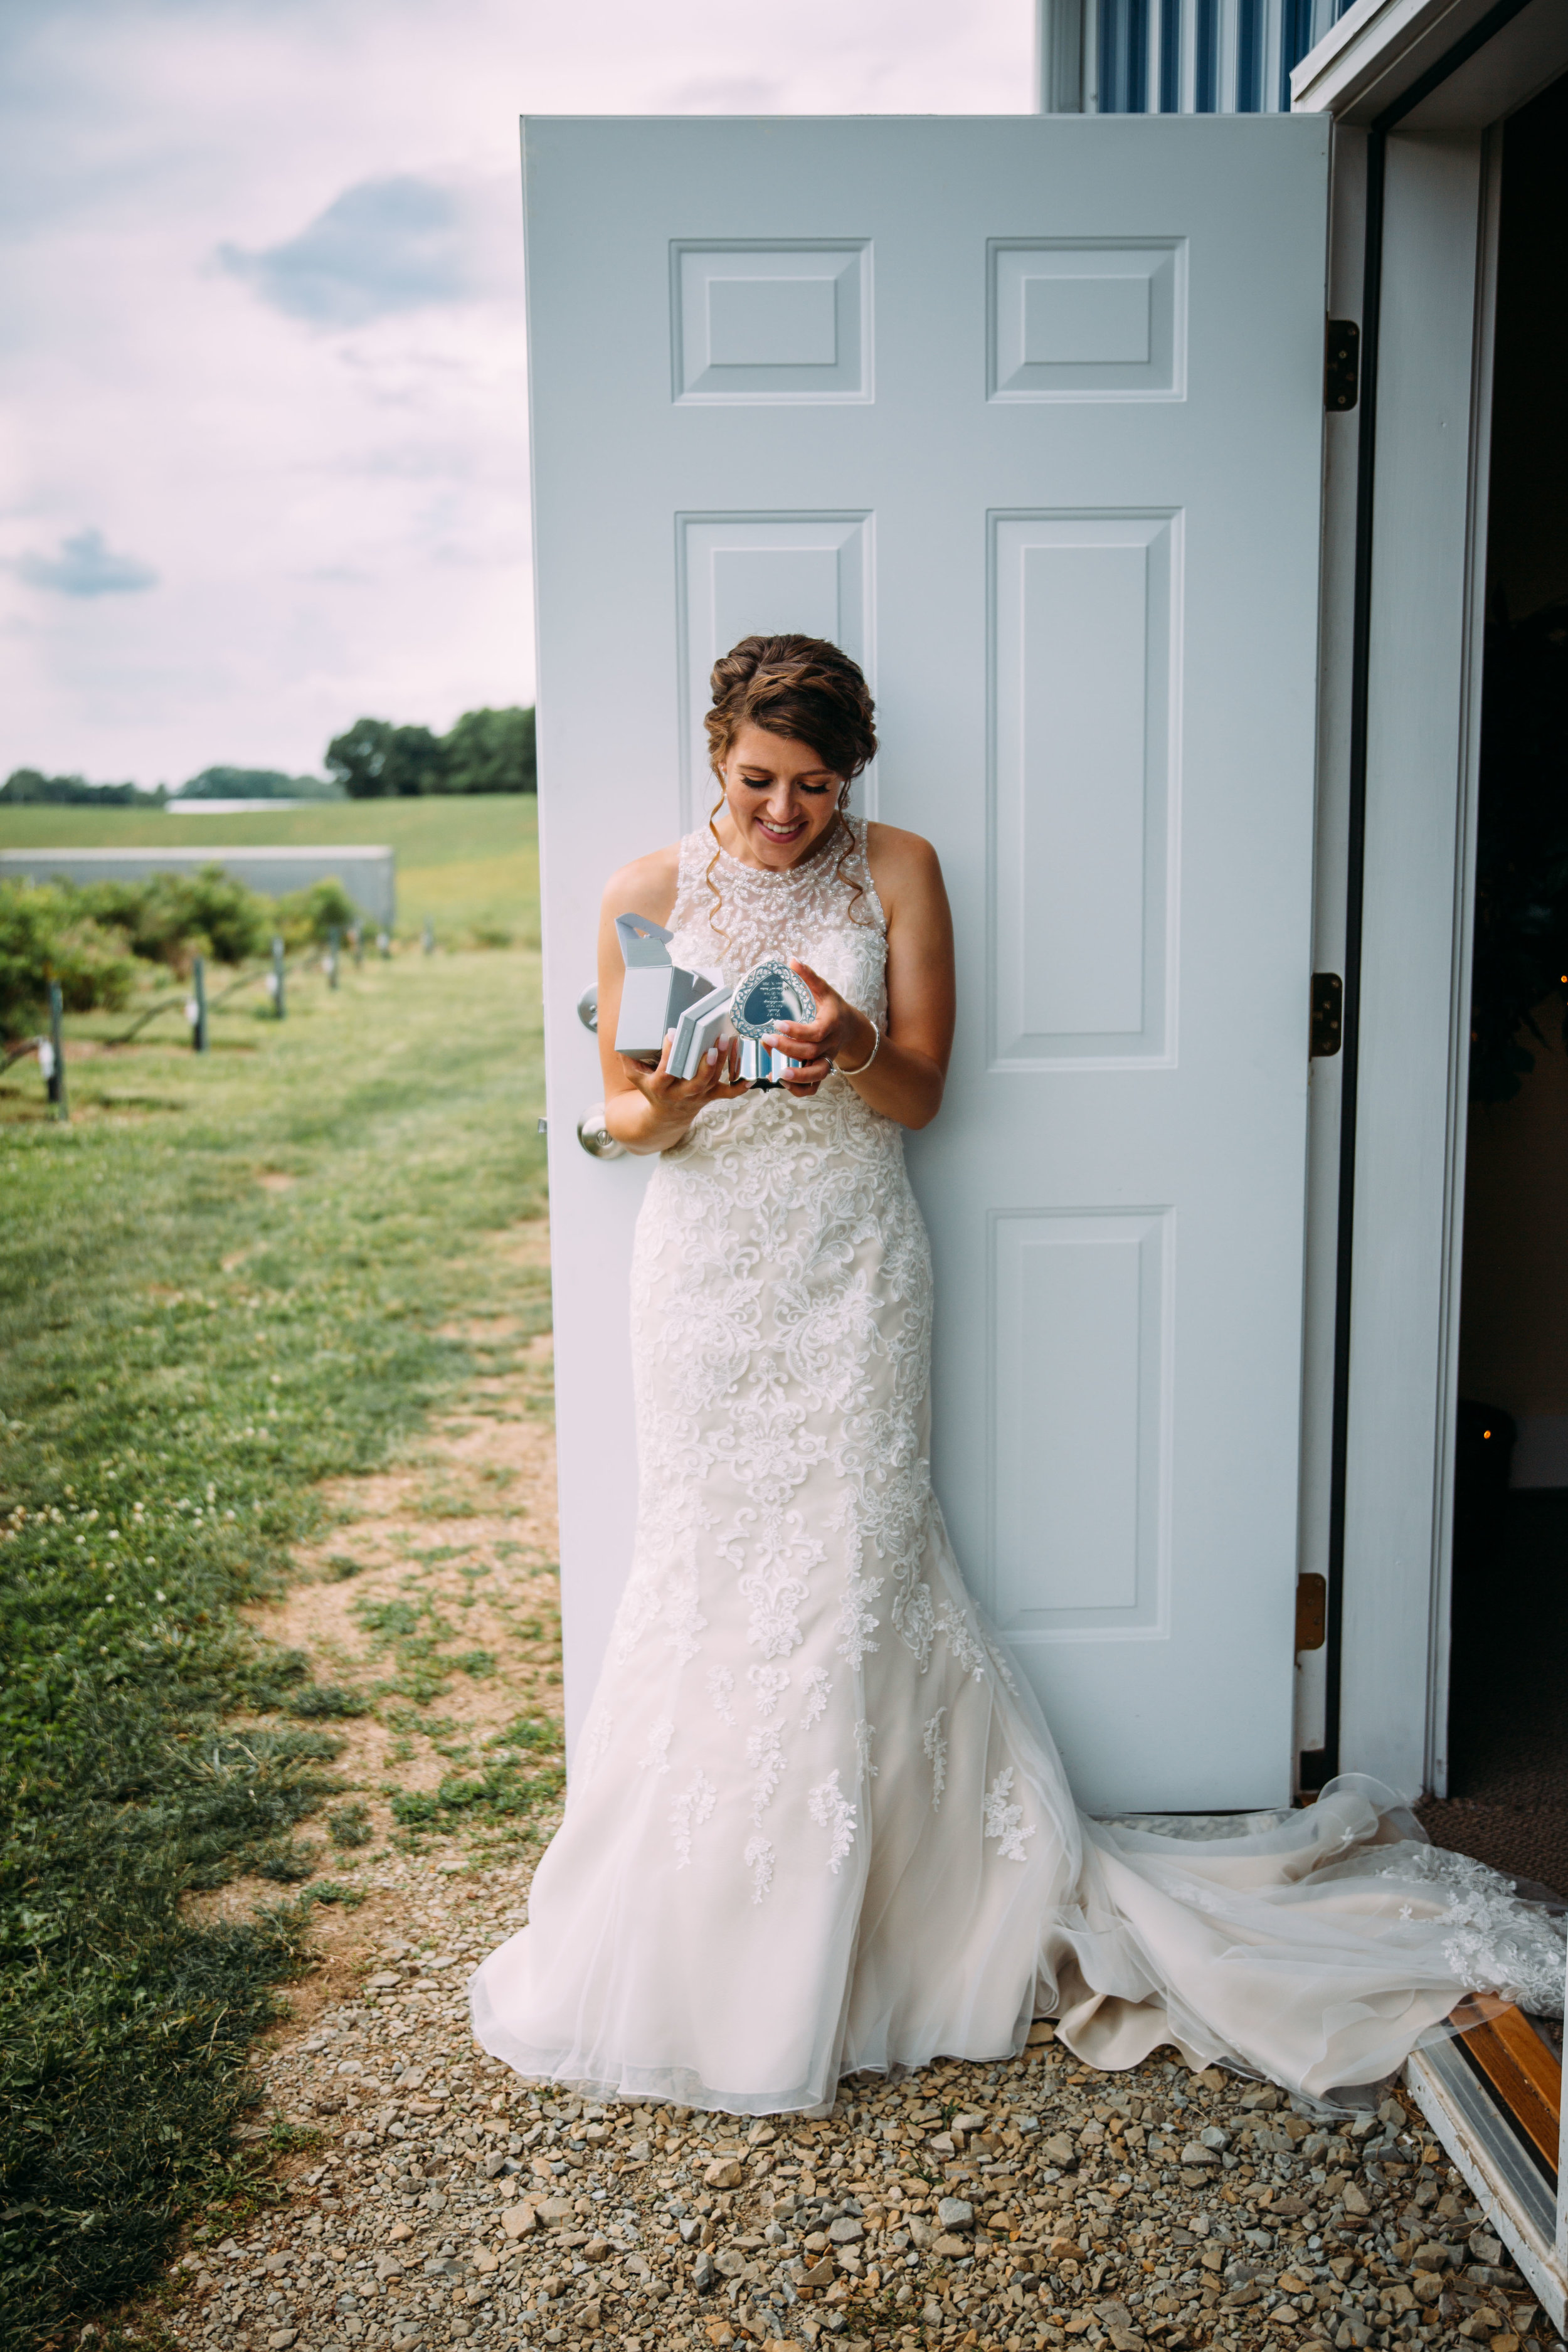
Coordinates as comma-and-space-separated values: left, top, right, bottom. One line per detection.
1195, 0, 1221, 111
1080, 0, 1352, 114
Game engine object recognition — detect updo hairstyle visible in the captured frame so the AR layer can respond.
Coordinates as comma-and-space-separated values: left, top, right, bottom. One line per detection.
704, 634, 878, 785
702, 635, 879, 938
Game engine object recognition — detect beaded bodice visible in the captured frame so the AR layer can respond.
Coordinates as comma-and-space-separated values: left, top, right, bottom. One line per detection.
666, 816, 887, 1027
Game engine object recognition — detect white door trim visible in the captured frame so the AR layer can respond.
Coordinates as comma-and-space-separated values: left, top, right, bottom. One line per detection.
1294, 0, 1568, 126
1325, 124, 1493, 1799
1295, 0, 1543, 1793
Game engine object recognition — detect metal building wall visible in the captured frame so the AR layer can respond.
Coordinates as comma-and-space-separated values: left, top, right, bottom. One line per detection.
1037, 0, 1350, 114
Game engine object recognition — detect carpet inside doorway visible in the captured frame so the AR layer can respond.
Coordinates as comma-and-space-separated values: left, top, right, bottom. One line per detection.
1416, 1488, 1568, 1905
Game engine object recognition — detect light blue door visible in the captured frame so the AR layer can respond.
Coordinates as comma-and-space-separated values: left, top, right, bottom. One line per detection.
528, 115, 1329, 1812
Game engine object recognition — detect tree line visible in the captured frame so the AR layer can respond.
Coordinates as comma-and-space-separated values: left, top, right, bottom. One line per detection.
1, 705, 538, 805
326, 706, 536, 797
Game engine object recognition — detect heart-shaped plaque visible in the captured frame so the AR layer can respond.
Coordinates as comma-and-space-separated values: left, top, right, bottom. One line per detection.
728, 958, 817, 1041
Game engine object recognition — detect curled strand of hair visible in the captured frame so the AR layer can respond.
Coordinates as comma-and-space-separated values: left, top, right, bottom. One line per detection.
704, 783, 730, 946
831, 793, 872, 930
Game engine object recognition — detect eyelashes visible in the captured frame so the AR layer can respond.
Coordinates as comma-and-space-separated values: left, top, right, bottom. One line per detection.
740, 778, 831, 797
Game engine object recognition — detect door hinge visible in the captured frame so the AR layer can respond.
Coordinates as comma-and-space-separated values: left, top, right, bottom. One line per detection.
1296, 1572, 1327, 1651
1325, 319, 1360, 412
1310, 972, 1343, 1058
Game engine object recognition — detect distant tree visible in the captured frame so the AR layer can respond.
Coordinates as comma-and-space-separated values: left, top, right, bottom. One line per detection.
177, 766, 343, 803
325, 719, 448, 798
322, 707, 536, 797
1, 769, 165, 807
439, 706, 536, 794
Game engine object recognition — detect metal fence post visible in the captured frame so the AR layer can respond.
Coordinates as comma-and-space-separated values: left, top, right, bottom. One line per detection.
351, 923, 363, 968
189, 955, 208, 1052
270, 934, 286, 1019
422, 918, 435, 956
45, 981, 68, 1121
378, 930, 391, 960
326, 926, 341, 989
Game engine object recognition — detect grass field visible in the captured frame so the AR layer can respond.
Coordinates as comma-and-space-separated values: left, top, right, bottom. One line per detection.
0, 796, 539, 945
0, 802, 548, 2348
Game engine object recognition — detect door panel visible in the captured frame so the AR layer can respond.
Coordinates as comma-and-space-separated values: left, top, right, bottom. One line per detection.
990, 507, 1178, 1062
525, 114, 1329, 1810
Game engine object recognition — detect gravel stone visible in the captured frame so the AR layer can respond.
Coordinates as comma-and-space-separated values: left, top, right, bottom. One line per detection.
142, 1799, 1559, 2352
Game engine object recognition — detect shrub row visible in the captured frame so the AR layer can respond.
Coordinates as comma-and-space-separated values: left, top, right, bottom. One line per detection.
0, 870, 359, 1042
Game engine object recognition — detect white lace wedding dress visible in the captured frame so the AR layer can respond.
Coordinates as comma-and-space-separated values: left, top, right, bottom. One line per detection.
470, 820, 1562, 2115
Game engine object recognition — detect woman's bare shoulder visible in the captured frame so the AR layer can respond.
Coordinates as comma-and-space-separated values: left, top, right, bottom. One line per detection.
864, 821, 945, 894
601, 840, 681, 927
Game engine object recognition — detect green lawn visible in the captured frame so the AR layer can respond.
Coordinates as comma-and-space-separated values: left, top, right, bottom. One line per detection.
0, 914, 547, 2347
0, 795, 539, 945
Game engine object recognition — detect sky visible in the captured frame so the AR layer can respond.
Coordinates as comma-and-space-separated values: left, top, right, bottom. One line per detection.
0, 0, 1034, 789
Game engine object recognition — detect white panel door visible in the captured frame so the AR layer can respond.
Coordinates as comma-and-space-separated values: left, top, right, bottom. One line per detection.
526, 115, 1328, 1813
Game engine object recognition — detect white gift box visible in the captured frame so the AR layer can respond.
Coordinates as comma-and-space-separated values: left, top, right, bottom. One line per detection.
613, 913, 716, 1064
668, 982, 734, 1080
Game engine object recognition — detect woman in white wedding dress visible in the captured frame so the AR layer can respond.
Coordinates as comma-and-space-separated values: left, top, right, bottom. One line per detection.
470, 635, 1562, 2117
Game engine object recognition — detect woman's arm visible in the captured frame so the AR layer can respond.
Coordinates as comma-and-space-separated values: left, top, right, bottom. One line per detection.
768, 824, 955, 1131
596, 847, 749, 1153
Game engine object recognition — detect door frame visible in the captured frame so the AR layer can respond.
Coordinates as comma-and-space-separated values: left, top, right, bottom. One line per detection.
1292, 0, 1568, 1798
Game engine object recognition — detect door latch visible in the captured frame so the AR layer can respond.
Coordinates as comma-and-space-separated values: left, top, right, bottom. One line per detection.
1325, 319, 1359, 412
1310, 973, 1343, 1058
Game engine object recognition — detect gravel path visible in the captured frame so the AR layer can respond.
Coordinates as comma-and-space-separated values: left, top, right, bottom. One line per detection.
156, 1915, 1560, 2352
144, 1229, 1561, 2352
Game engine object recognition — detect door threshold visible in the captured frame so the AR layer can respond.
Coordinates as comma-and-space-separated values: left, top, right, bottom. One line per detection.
1403, 1995, 1564, 2334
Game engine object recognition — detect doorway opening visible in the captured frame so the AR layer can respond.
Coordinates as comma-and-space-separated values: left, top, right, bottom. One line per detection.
1434, 69, 1568, 1905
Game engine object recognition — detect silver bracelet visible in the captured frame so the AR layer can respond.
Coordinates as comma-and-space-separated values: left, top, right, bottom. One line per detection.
834, 1019, 881, 1078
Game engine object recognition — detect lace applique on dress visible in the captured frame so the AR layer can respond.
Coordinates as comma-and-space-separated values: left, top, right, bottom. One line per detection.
836, 1565, 884, 1673
1370, 1846, 1566, 2013
937, 1597, 990, 1683
984, 1767, 1037, 1864
923, 1708, 948, 1813
800, 1670, 832, 1729
748, 1663, 790, 1719
746, 1725, 787, 1821
670, 1771, 717, 1868
808, 1771, 858, 1873
743, 1833, 775, 1905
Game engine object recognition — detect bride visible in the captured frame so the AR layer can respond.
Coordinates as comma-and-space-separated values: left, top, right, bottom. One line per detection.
470, 634, 1562, 2116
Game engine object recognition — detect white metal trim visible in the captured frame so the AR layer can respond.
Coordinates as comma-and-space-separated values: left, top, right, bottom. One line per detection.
1291, 0, 1505, 119
1404, 2036, 1565, 2334
1337, 128, 1488, 1794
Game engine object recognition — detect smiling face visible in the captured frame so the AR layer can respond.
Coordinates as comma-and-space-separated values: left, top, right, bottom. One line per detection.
713, 723, 844, 870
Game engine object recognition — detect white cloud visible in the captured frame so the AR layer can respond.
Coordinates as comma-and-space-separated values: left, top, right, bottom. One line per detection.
0, 0, 1033, 785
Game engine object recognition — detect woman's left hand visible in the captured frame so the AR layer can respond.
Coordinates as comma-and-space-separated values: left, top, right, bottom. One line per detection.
765, 958, 876, 1096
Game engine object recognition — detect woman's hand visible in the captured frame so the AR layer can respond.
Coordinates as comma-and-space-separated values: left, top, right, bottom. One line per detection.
765, 958, 876, 1096
610, 1030, 750, 1151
